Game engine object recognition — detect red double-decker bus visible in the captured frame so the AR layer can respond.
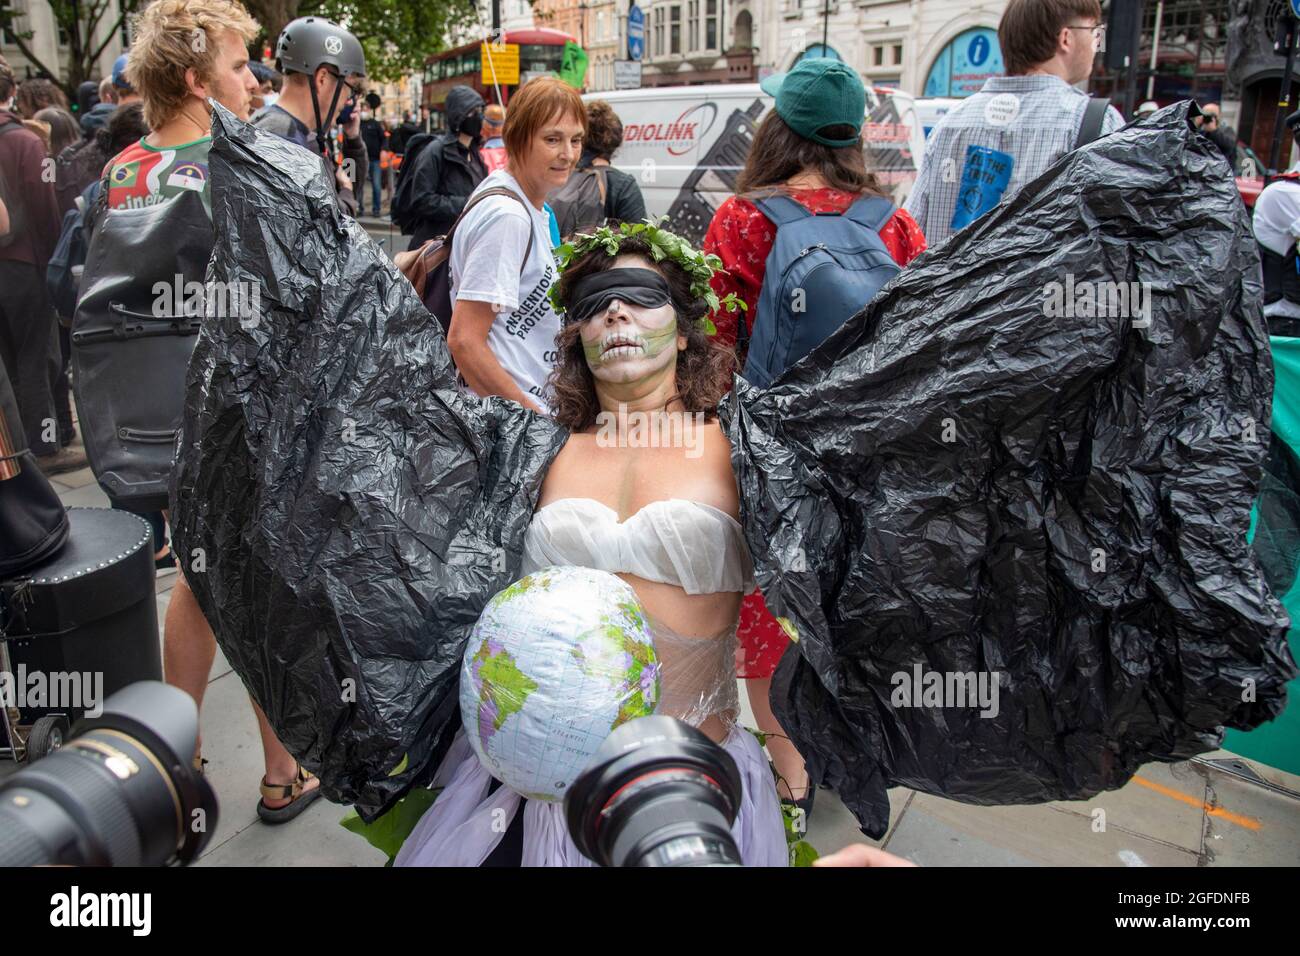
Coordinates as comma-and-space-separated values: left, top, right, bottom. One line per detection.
422, 28, 575, 118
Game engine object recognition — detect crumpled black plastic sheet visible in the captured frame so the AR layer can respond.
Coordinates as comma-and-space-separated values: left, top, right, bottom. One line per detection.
170, 104, 567, 818
177, 101, 1294, 837
721, 102, 1297, 837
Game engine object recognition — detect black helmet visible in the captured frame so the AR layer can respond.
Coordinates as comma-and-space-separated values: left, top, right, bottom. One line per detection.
275, 16, 367, 79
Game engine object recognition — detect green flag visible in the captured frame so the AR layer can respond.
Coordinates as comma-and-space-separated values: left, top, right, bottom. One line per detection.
556, 41, 588, 90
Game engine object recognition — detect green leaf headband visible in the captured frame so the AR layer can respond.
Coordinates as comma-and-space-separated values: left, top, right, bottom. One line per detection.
550, 219, 746, 336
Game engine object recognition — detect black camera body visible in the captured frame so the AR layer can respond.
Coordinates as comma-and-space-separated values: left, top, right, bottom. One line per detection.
0, 682, 217, 866
565, 716, 745, 867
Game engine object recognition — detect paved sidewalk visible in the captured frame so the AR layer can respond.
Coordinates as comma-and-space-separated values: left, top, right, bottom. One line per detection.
10, 461, 1299, 866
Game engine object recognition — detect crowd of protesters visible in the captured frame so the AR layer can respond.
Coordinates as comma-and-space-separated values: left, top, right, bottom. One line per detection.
0, 0, 1266, 866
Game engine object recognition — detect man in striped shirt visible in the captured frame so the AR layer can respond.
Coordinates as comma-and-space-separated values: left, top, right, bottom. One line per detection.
905, 0, 1125, 246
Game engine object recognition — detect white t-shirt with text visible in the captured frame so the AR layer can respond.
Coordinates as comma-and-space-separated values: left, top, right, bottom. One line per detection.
450, 169, 561, 413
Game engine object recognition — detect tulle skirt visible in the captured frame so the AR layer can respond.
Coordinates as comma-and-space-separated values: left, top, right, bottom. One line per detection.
394, 724, 789, 867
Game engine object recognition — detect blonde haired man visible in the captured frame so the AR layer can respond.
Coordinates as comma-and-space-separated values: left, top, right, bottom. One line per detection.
97, 0, 323, 822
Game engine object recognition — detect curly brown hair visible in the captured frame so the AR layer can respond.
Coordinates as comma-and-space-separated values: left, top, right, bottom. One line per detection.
547, 237, 735, 431
15, 78, 67, 119
583, 99, 624, 160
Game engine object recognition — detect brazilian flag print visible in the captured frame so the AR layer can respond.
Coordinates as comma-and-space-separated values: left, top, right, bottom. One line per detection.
110, 161, 139, 187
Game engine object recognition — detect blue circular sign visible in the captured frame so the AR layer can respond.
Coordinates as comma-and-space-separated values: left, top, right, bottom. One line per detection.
968, 34, 990, 67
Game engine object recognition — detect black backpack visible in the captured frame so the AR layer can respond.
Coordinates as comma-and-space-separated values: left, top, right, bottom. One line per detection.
46, 194, 92, 322
72, 188, 213, 510
547, 166, 608, 240
390, 133, 437, 233
53, 137, 108, 217
1075, 97, 1110, 150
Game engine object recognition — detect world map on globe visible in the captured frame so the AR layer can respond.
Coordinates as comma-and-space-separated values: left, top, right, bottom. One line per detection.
459, 566, 661, 801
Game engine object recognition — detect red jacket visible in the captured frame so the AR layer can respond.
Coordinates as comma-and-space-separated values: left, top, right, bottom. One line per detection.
0, 109, 60, 269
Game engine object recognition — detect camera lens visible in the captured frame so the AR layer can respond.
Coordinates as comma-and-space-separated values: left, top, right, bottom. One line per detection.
565, 716, 745, 867
0, 682, 217, 866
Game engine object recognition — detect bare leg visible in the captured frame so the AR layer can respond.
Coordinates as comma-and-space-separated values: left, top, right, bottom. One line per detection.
166, 570, 317, 806
251, 699, 319, 808
162, 573, 217, 753
746, 675, 809, 802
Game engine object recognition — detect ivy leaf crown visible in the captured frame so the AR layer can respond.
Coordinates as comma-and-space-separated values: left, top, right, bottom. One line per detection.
550, 218, 747, 336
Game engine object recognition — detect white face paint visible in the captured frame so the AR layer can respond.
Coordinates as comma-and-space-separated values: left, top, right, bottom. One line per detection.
578, 255, 686, 386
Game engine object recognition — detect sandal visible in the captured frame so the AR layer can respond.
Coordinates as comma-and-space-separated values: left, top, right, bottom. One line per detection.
257, 763, 321, 824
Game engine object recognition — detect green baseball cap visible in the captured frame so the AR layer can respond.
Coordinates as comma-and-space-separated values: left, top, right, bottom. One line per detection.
760, 58, 865, 147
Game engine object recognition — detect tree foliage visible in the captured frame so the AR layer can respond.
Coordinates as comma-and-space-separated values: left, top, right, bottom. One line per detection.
2, 0, 483, 100
1, 0, 143, 101
243, 0, 481, 84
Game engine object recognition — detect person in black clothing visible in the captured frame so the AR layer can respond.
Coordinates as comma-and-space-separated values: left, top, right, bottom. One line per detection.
579, 98, 646, 224
77, 81, 116, 135
1199, 102, 1238, 169
391, 111, 418, 153
402, 85, 486, 249
359, 93, 386, 215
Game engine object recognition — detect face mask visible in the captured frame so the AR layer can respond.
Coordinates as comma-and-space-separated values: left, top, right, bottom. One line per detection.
261, 92, 279, 108
459, 111, 483, 137
360, 111, 371, 121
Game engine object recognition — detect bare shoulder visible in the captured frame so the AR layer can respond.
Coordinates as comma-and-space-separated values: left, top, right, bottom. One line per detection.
699, 418, 733, 464
548, 431, 597, 475
686, 419, 740, 515
539, 431, 596, 500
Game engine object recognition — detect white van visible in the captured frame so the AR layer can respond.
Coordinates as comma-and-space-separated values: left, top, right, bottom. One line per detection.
582, 83, 927, 245
914, 97, 963, 141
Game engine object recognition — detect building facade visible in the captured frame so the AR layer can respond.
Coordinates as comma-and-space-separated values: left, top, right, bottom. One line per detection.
370, 75, 423, 125
439, 0, 1008, 95
635, 0, 1007, 91
1, 0, 127, 84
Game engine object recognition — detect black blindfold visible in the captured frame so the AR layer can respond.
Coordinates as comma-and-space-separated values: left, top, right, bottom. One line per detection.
567, 268, 674, 324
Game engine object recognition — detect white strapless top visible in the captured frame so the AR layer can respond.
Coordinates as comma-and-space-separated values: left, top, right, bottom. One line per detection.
521, 498, 755, 595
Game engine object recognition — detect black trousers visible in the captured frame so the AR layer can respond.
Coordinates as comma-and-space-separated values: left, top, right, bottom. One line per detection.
0, 260, 59, 456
